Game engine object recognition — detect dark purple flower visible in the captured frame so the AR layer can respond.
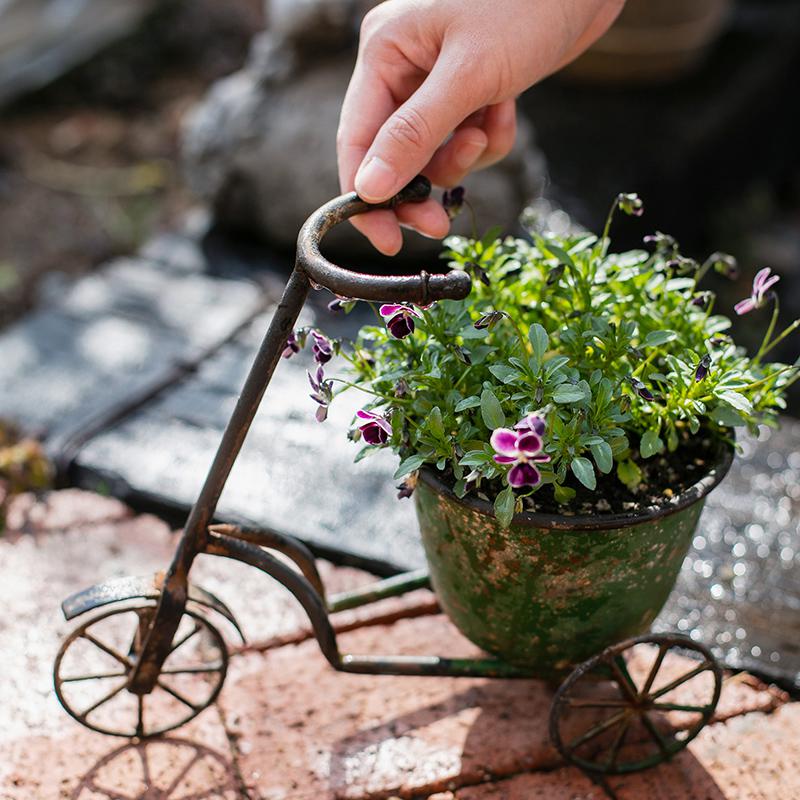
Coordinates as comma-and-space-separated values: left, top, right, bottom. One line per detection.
628, 377, 655, 401
514, 413, 546, 436
734, 267, 780, 315
396, 480, 415, 499
310, 330, 333, 364
442, 186, 465, 219
328, 298, 355, 314
617, 193, 644, 217
466, 261, 491, 286
356, 409, 393, 446
379, 304, 422, 339
282, 332, 300, 359
491, 415, 550, 489
308, 366, 333, 423
395, 379, 409, 398
708, 335, 732, 349
474, 310, 508, 330
695, 354, 712, 383
691, 291, 715, 310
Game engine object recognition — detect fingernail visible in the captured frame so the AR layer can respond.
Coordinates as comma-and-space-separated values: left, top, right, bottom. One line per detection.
355, 156, 396, 201
455, 139, 486, 171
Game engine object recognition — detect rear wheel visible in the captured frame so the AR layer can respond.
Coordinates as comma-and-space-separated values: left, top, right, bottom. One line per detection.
54, 602, 228, 738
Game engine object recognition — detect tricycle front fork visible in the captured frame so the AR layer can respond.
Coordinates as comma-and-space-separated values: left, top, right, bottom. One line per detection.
128, 176, 474, 694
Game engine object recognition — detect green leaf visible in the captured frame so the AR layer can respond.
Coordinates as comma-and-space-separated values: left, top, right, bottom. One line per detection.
553, 383, 588, 404
537, 237, 576, 268
617, 459, 642, 491
394, 454, 426, 479
488, 365, 521, 384
643, 330, 678, 347
428, 406, 445, 438
590, 441, 613, 474
717, 390, 753, 415
640, 430, 664, 459
553, 484, 576, 504
528, 323, 549, 363
571, 457, 596, 490
480, 388, 506, 429
494, 486, 515, 528
454, 396, 481, 412
709, 405, 745, 427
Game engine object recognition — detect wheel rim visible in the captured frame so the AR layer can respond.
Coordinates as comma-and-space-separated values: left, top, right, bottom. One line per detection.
54, 603, 228, 738
549, 633, 722, 775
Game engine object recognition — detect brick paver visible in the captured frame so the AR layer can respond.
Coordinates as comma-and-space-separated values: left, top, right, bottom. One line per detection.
0, 490, 796, 800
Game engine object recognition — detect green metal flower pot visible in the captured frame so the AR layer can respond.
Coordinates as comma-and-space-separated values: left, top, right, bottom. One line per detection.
414, 443, 733, 680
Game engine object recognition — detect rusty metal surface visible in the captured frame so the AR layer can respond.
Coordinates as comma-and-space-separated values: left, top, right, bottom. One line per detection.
61, 574, 246, 643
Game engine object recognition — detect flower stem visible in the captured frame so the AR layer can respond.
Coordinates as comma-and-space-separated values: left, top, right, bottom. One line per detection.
758, 317, 799, 360
755, 297, 780, 363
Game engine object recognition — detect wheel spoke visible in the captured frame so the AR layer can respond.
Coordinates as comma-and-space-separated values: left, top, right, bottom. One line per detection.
137, 740, 151, 783
161, 663, 224, 676
640, 643, 668, 697
611, 655, 638, 702
60, 670, 128, 683
650, 702, 712, 714
649, 661, 712, 701
565, 696, 631, 709
640, 711, 671, 755
157, 680, 201, 711
163, 752, 203, 796
169, 624, 202, 657
605, 716, 631, 770
135, 695, 145, 738
567, 709, 628, 752
81, 681, 127, 718
81, 632, 132, 668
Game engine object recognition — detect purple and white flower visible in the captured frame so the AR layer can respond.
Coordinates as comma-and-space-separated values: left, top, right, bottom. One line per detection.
356, 409, 393, 446
311, 330, 333, 364
734, 267, 780, 316
379, 304, 422, 339
491, 415, 550, 489
282, 331, 300, 359
308, 366, 333, 422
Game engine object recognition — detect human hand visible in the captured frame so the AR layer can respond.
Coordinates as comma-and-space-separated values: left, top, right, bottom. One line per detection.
337, 0, 625, 254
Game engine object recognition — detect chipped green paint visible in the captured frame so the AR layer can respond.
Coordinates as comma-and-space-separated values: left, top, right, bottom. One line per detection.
414, 446, 733, 680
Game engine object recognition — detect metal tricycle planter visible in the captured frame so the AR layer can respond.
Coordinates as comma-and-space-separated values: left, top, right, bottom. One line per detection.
54, 178, 728, 787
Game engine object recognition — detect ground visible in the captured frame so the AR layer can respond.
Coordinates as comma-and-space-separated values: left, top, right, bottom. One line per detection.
1, 488, 797, 800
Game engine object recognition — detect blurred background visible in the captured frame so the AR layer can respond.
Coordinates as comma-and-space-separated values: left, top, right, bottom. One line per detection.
1, 0, 799, 394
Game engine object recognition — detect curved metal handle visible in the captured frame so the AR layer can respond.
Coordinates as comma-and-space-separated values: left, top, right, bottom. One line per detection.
295, 175, 472, 304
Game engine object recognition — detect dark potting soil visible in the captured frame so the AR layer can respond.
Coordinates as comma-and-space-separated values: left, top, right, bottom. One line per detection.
474, 431, 728, 518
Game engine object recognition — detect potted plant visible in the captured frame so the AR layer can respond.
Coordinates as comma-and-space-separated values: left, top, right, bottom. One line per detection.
285, 191, 798, 677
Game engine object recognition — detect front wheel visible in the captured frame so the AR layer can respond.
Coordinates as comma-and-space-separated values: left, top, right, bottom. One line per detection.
54, 602, 228, 738
549, 633, 722, 775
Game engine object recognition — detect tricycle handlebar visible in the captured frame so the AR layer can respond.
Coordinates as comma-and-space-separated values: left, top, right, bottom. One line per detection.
295, 175, 472, 305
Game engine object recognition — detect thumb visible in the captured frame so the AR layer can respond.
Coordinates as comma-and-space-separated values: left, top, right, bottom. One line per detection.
354, 51, 481, 203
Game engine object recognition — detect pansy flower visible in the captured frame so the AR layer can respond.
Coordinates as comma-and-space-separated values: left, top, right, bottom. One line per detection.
379, 304, 422, 339
734, 267, 780, 316
356, 409, 393, 445
311, 330, 333, 364
282, 331, 300, 359
491, 415, 550, 488
308, 366, 333, 422
442, 186, 465, 219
